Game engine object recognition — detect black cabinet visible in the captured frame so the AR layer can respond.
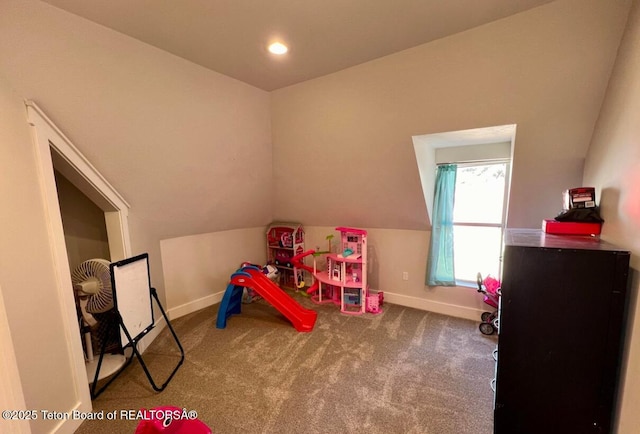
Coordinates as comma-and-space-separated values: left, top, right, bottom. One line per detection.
494, 229, 630, 434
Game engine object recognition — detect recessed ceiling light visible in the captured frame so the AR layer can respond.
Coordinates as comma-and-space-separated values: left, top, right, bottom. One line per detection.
268, 42, 288, 55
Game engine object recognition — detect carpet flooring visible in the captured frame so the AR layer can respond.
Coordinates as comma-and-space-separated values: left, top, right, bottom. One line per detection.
75, 294, 497, 434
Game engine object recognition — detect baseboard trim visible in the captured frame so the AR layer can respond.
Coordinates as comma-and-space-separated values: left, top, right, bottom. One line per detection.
380, 291, 484, 321
167, 292, 225, 320
165, 289, 483, 323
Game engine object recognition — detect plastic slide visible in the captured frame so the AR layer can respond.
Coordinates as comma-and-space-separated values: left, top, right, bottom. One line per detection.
216, 266, 317, 332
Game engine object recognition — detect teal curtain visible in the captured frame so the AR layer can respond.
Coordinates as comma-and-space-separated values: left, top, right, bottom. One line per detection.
426, 164, 457, 286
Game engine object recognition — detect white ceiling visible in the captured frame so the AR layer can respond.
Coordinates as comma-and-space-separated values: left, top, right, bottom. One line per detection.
40, 0, 555, 91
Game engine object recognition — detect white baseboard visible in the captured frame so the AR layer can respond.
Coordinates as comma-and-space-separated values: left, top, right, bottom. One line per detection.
380, 290, 484, 322
164, 289, 482, 323
166, 292, 225, 320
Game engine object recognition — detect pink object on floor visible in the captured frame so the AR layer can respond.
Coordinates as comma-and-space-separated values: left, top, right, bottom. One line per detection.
366, 290, 384, 314
134, 406, 212, 434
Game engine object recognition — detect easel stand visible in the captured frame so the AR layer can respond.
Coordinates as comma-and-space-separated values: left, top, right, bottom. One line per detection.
91, 288, 184, 399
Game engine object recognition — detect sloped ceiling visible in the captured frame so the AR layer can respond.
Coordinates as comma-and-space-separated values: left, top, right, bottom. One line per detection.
40, 0, 555, 91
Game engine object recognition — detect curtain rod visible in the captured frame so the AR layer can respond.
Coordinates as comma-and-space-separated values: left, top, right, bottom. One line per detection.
436, 157, 510, 166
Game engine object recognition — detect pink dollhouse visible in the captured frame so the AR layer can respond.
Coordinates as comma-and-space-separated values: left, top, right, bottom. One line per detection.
316, 227, 378, 314
291, 226, 383, 315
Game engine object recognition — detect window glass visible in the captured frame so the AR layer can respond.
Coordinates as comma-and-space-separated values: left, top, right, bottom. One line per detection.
453, 163, 506, 224
453, 226, 502, 282
452, 161, 507, 283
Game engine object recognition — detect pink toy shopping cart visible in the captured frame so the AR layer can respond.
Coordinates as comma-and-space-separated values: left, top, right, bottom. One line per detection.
477, 273, 501, 335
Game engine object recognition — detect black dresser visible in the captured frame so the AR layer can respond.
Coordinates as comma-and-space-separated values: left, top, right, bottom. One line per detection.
494, 229, 630, 434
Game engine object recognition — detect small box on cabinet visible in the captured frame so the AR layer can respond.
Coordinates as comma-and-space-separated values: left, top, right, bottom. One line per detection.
542, 219, 602, 235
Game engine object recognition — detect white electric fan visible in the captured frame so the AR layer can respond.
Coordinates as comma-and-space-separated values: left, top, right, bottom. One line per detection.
72, 258, 125, 384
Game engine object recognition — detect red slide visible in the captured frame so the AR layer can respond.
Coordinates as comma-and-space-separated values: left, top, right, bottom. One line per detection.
290, 249, 315, 273
290, 249, 320, 295
232, 267, 317, 332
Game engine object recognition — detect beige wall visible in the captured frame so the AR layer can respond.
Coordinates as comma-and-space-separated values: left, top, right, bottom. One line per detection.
583, 0, 640, 431
1, 0, 638, 431
0, 0, 272, 431
0, 73, 83, 434
55, 171, 111, 272
271, 0, 630, 231
160, 227, 267, 319
161, 225, 487, 322
269, 0, 631, 319
0, 289, 30, 434
304, 226, 487, 319
0, 0, 273, 306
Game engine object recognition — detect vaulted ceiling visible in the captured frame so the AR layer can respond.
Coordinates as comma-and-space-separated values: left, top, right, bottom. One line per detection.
40, 0, 555, 91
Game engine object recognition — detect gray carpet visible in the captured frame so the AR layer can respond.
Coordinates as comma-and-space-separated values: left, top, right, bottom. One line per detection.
76, 295, 497, 434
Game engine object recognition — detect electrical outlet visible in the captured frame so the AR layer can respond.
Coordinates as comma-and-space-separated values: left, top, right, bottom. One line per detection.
402, 271, 409, 281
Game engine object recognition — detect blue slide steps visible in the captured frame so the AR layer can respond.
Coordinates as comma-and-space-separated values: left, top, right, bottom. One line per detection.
216, 269, 251, 329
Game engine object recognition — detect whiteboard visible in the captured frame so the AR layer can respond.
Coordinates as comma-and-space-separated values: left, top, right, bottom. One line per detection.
110, 253, 154, 344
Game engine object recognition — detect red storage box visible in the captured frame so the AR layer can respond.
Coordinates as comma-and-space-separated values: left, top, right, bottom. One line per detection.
542, 219, 602, 235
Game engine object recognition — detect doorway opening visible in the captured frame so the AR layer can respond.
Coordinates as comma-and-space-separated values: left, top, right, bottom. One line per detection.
26, 101, 131, 413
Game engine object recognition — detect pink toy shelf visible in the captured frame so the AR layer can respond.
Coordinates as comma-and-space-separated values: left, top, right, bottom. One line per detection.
266, 222, 305, 290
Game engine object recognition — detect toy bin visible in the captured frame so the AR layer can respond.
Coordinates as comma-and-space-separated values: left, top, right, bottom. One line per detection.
366, 290, 384, 314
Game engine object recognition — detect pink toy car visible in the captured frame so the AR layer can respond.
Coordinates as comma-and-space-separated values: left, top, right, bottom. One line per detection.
274, 250, 292, 268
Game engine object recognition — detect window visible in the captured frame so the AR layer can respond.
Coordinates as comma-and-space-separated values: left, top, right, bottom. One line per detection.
412, 124, 515, 287
452, 161, 508, 283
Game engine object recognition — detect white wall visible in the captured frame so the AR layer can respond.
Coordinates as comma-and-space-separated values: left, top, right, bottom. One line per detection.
434, 142, 511, 164
583, 0, 640, 431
